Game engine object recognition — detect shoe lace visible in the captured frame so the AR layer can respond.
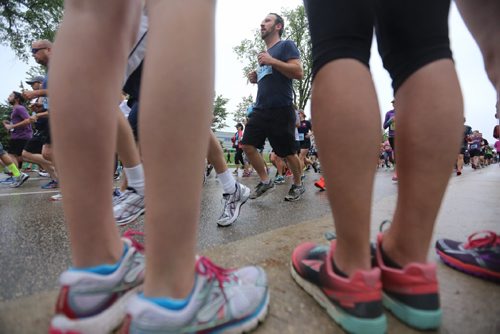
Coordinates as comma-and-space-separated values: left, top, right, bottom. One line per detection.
123, 229, 145, 253
464, 231, 498, 249
196, 256, 236, 299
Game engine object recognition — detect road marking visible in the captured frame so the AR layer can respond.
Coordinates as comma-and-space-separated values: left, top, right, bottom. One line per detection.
0, 190, 59, 197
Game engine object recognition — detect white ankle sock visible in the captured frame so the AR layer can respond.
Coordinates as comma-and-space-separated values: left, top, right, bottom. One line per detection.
124, 164, 145, 195
217, 169, 236, 194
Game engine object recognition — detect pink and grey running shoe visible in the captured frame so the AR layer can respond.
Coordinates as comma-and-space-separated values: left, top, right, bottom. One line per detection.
291, 241, 386, 334
435, 230, 500, 282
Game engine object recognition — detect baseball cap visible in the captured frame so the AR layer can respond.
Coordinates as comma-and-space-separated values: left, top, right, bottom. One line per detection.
26, 75, 45, 85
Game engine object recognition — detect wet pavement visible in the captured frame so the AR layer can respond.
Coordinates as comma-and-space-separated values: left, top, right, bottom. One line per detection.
0, 165, 499, 333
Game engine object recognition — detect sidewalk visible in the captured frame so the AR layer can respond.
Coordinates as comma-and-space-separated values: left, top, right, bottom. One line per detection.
1, 166, 499, 333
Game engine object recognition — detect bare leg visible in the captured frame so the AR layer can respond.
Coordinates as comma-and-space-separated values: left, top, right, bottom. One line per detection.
22, 150, 57, 180
207, 131, 227, 173
49, 0, 141, 268
285, 154, 303, 186
312, 59, 380, 275
383, 60, 463, 265
242, 145, 269, 182
140, 0, 215, 298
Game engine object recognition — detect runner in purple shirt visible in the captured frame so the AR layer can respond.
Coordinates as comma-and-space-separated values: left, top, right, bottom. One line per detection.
3, 91, 32, 157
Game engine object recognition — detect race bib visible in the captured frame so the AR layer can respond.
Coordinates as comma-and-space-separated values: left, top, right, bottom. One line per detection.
298, 133, 305, 141
256, 65, 272, 82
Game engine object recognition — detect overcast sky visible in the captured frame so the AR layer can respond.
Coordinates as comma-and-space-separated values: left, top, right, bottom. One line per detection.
0, 0, 498, 143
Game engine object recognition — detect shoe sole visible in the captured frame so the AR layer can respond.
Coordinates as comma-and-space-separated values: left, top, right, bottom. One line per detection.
116, 208, 145, 226
290, 263, 387, 334
217, 188, 250, 227
382, 292, 441, 330
50, 285, 142, 334
436, 249, 500, 282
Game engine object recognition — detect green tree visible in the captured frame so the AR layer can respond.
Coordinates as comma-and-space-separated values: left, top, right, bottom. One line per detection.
0, 102, 11, 148
233, 95, 254, 124
212, 94, 229, 132
233, 5, 312, 110
0, 0, 64, 61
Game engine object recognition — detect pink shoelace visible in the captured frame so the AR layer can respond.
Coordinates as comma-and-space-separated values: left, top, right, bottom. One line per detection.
463, 230, 499, 249
123, 229, 145, 252
196, 256, 236, 299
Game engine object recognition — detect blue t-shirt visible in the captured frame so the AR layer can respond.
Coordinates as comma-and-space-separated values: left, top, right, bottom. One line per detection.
254, 40, 300, 109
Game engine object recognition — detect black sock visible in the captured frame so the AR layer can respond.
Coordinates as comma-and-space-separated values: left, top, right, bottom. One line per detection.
331, 258, 349, 278
380, 245, 402, 269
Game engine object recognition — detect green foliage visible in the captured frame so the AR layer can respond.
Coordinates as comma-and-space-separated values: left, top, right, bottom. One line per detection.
0, 103, 11, 148
233, 5, 312, 110
212, 94, 229, 132
0, 0, 63, 61
233, 95, 254, 124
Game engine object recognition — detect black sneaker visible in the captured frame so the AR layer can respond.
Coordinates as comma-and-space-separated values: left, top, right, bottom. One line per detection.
10, 173, 30, 188
249, 181, 275, 199
284, 184, 305, 201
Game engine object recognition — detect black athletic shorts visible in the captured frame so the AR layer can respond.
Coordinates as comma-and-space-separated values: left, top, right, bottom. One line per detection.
469, 149, 481, 157
299, 139, 311, 150
304, 0, 453, 93
24, 136, 44, 154
8, 139, 29, 156
241, 106, 296, 158
128, 102, 139, 141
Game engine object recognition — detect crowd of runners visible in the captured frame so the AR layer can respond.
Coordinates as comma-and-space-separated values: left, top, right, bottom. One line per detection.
1, 1, 500, 334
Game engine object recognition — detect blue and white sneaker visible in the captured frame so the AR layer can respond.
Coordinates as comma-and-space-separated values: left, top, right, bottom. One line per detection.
0, 176, 14, 184
217, 182, 250, 227
49, 233, 145, 334
122, 256, 269, 334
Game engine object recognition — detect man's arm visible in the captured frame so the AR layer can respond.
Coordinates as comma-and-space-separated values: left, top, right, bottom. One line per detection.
23, 89, 48, 100
258, 51, 303, 80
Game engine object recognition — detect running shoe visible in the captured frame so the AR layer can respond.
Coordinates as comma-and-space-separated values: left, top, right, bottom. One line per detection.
112, 188, 123, 206
312, 161, 319, 173
42, 179, 59, 189
38, 170, 50, 177
0, 176, 14, 184
217, 182, 250, 227
274, 175, 285, 185
284, 184, 305, 202
375, 233, 441, 330
435, 231, 500, 282
249, 181, 275, 199
9, 173, 29, 188
49, 234, 145, 334
391, 174, 398, 182
114, 187, 145, 226
291, 241, 386, 334
51, 193, 63, 201
121, 256, 269, 334
314, 176, 326, 191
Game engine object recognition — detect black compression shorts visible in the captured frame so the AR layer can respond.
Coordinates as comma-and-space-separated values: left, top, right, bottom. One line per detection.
304, 0, 453, 93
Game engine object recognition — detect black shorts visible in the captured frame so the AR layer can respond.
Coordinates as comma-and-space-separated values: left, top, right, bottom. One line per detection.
8, 139, 29, 156
128, 102, 139, 141
241, 106, 297, 158
304, 0, 452, 93
469, 149, 481, 157
388, 137, 395, 153
299, 139, 311, 150
459, 146, 467, 155
24, 136, 44, 154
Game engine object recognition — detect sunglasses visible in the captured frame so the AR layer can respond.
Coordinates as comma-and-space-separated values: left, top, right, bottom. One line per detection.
31, 47, 47, 54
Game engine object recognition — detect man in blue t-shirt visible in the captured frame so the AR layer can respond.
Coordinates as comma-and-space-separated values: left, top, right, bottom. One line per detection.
241, 13, 305, 202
